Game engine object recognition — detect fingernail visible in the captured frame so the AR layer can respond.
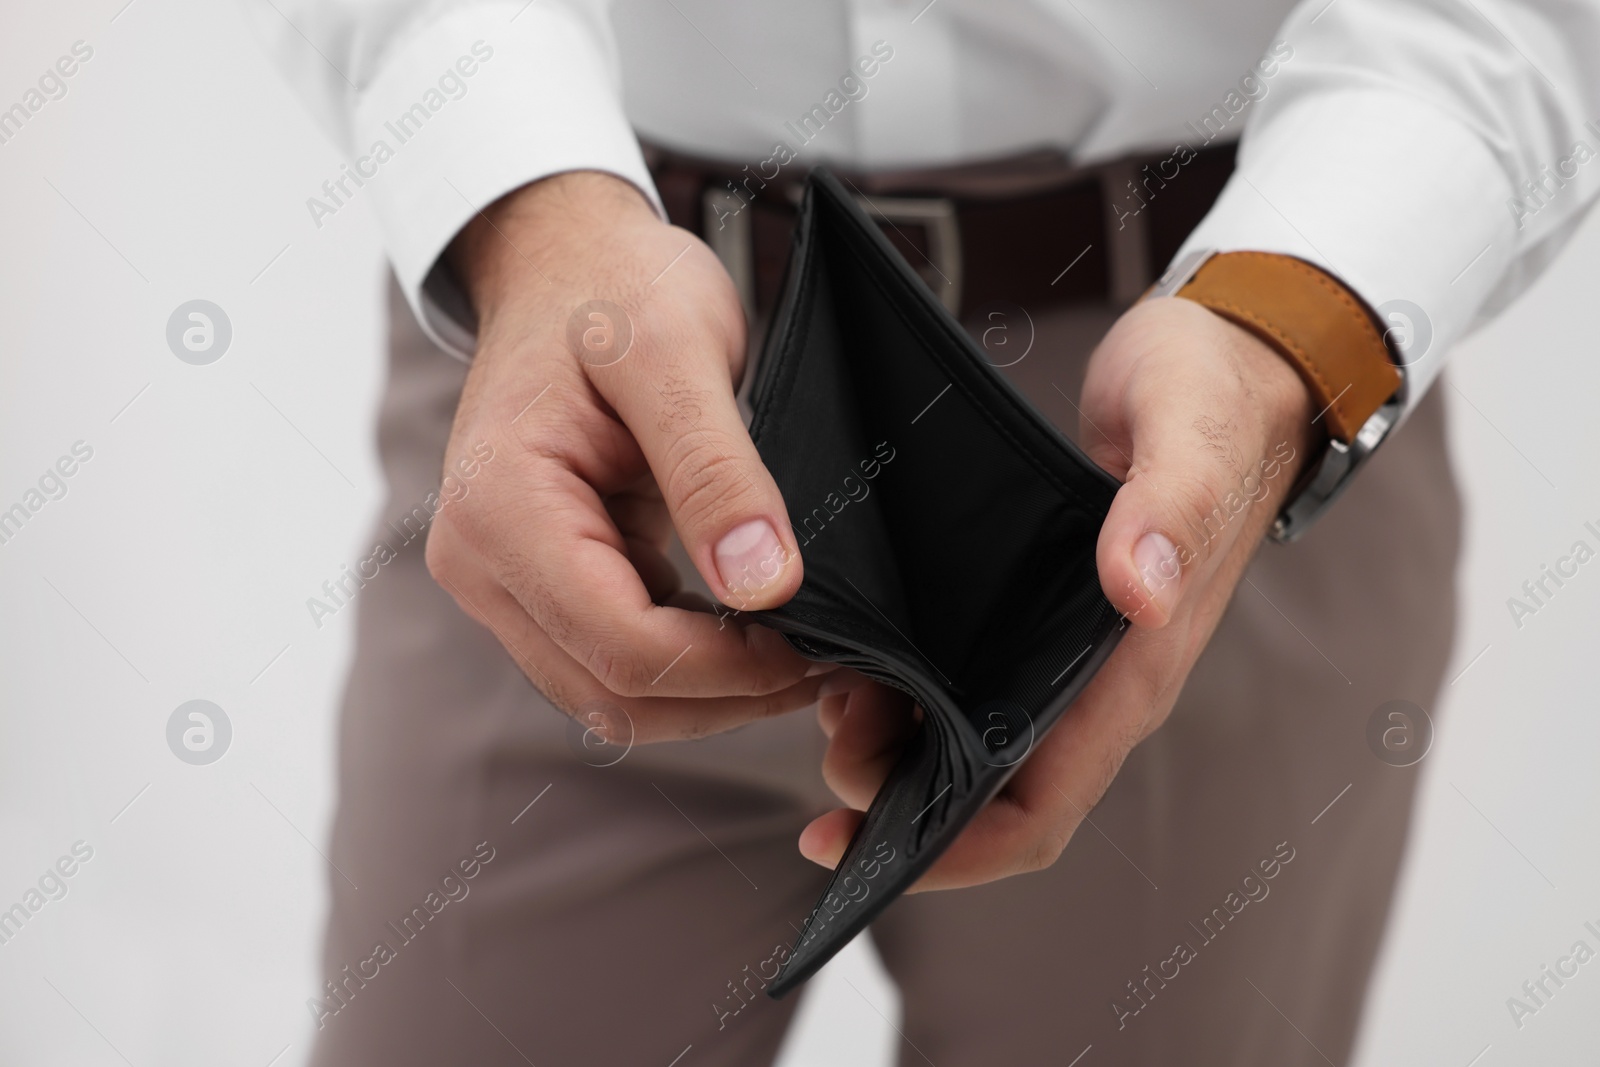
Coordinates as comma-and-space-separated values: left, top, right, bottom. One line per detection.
805, 661, 839, 677
1133, 531, 1181, 618
715, 518, 786, 599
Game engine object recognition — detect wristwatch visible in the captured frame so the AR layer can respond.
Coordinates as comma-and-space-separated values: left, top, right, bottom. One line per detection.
1149, 249, 1404, 543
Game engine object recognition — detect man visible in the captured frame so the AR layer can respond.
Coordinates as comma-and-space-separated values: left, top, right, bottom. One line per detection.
250, 1, 1600, 1063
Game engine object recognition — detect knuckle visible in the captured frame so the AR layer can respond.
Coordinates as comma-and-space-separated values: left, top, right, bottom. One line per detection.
1152, 477, 1229, 562
758, 684, 806, 720
535, 594, 577, 649
1017, 827, 1068, 875
662, 433, 750, 531
738, 633, 802, 696
1093, 736, 1136, 804
588, 641, 652, 697
998, 796, 1070, 877
423, 522, 458, 586
424, 470, 505, 565
496, 546, 575, 647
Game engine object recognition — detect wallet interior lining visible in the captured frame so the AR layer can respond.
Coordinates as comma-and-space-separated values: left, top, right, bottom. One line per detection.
751, 183, 1119, 742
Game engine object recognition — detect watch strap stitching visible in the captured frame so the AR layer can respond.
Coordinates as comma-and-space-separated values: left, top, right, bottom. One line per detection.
1177, 251, 1399, 443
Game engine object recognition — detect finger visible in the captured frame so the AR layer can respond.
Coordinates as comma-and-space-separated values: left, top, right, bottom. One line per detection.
813, 669, 878, 734
430, 544, 831, 742
665, 590, 839, 686
817, 693, 849, 739
437, 457, 813, 699
1086, 302, 1313, 631
623, 672, 830, 743
1094, 380, 1256, 629
454, 357, 808, 699
588, 271, 803, 611
799, 808, 863, 868
820, 684, 917, 810
816, 666, 878, 737
797, 633, 1179, 888
431, 506, 810, 703
908, 628, 1182, 892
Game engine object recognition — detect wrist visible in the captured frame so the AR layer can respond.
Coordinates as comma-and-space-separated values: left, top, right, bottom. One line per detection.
1211, 311, 1320, 489
1157, 249, 1403, 541
448, 170, 659, 319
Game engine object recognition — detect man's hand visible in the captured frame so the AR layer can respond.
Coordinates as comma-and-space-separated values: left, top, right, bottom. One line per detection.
800, 296, 1319, 889
426, 171, 826, 743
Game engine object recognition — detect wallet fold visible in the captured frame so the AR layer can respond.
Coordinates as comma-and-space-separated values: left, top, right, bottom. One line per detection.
747, 170, 1126, 997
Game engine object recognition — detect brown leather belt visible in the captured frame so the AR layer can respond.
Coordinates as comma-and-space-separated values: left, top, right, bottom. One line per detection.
644, 141, 1237, 322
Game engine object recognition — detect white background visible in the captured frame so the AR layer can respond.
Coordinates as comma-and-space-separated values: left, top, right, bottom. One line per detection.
0, 2, 1596, 1064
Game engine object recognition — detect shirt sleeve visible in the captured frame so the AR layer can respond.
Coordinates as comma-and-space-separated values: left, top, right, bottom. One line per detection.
1173, 0, 1600, 420
239, 0, 663, 359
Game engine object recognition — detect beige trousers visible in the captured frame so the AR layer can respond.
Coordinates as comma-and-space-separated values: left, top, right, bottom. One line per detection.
307, 278, 1461, 1067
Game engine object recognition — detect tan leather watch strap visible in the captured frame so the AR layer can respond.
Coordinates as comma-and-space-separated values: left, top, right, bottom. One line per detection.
1175, 252, 1401, 444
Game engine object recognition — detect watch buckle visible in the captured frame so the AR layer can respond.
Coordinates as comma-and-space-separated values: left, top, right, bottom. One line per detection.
1270, 402, 1398, 543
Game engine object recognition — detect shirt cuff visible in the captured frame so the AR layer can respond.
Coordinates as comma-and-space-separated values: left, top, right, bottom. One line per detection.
350, 1, 663, 360
1173, 87, 1518, 424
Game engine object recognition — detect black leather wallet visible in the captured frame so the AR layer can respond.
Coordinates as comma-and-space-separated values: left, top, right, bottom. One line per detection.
748, 171, 1127, 996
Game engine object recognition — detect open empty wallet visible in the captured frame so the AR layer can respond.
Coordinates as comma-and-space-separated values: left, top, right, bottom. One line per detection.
747, 170, 1128, 997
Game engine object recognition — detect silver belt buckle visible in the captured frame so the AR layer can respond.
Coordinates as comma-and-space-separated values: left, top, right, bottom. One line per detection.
703, 187, 963, 320
853, 194, 963, 315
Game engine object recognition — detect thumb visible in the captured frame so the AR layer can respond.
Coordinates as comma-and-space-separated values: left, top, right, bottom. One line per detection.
1095, 415, 1245, 630
597, 340, 803, 614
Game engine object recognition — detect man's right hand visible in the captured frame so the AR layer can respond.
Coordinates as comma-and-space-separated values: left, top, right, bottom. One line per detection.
426, 171, 827, 743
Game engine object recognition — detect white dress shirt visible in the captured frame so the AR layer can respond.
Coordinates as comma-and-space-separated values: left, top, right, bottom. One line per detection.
245, 0, 1600, 422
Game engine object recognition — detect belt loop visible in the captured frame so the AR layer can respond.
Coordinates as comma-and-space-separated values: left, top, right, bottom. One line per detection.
1101, 159, 1152, 307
